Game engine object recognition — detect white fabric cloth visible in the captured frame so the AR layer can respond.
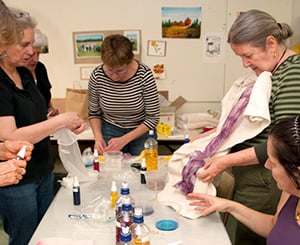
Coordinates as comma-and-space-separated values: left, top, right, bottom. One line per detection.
53, 128, 98, 183
176, 112, 219, 130
158, 70, 272, 219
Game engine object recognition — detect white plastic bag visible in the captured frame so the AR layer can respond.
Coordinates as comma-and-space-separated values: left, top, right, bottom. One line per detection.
53, 128, 97, 182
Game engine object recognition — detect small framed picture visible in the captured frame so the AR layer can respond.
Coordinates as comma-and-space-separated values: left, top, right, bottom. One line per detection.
147, 40, 166, 57
73, 31, 103, 64
80, 66, 95, 80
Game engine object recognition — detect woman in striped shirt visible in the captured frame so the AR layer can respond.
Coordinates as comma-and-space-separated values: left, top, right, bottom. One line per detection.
88, 34, 160, 156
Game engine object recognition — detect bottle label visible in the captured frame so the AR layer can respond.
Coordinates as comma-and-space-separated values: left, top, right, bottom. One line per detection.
144, 149, 158, 170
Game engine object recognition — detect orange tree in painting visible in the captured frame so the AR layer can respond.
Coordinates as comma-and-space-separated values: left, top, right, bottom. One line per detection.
162, 17, 200, 38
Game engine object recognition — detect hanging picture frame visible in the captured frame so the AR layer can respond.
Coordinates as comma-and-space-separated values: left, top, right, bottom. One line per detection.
147, 40, 166, 57
73, 30, 141, 64
80, 66, 96, 80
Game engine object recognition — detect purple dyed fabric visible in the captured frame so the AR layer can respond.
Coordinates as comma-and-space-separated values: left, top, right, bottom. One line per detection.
174, 82, 255, 194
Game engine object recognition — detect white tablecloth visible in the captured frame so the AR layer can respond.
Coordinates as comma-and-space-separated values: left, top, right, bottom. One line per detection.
29, 165, 231, 245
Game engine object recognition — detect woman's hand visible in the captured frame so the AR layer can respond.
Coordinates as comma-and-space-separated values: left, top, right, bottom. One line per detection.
197, 155, 227, 182
0, 140, 34, 161
187, 192, 230, 216
0, 160, 27, 187
104, 136, 127, 152
94, 139, 106, 155
58, 112, 85, 134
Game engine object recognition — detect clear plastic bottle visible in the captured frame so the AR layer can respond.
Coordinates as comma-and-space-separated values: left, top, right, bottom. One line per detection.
111, 181, 118, 209
144, 130, 158, 170
130, 207, 151, 245
115, 182, 135, 217
120, 226, 134, 245
116, 199, 134, 245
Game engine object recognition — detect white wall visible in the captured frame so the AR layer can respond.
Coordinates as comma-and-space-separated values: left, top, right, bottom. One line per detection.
4, 0, 298, 115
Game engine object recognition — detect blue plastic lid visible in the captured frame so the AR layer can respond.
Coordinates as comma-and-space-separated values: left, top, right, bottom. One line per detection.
155, 219, 178, 231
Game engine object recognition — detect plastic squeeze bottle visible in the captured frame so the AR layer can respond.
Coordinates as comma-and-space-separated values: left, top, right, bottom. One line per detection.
72, 176, 81, 206
130, 207, 151, 245
140, 158, 147, 185
143, 130, 158, 170
93, 149, 100, 172
111, 181, 118, 209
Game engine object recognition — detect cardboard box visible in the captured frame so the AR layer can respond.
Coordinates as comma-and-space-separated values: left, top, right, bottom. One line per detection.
159, 96, 186, 129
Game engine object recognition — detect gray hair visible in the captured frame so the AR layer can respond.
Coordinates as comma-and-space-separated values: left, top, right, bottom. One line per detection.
33, 28, 47, 47
228, 9, 293, 49
9, 7, 37, 30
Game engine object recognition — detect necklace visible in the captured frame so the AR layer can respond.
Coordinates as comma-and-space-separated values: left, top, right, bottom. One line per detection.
271, 47, 287, 74
296, 211, 300, 221
296, 198, 300, 222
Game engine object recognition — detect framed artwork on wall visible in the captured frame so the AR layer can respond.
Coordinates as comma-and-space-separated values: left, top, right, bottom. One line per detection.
73, 31, 103, 64
147, 40, 166, 56
80, 66, 96, 80
73, 30, 142, 64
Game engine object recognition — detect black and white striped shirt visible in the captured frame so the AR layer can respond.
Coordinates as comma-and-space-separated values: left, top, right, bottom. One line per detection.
88, 62, 160, 129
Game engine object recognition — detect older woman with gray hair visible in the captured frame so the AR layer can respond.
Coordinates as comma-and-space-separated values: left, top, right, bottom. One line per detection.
24, 28, 59, 116
197, 9, 300, 244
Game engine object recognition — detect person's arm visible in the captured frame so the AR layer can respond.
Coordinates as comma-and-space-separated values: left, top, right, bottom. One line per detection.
187, 192, 277, 237
89, 117, 106, 154
0, 112, 84, 144
198, 147, 259, 181
47, 101, 59, 117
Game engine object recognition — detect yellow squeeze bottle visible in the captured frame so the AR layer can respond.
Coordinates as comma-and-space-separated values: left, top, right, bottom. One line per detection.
110, 181, 118, 209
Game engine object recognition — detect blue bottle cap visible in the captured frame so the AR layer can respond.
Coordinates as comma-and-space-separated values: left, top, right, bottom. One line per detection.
155, 219, 178, 231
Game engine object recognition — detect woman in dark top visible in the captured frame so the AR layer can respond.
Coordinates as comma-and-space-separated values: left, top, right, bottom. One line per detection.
0, 8, 84, 245
188, 116, 300, 245
24, 28, 59, 116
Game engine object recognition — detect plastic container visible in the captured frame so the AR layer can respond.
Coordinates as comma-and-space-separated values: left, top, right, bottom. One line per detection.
145, 170, 168, 191
144, 130, 158, 170
130, 207, 151, 245
103, 150, 123, 169
133, 191, 156, 216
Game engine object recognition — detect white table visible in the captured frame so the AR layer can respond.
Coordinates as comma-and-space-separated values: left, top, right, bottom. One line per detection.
29, 165, 231, 245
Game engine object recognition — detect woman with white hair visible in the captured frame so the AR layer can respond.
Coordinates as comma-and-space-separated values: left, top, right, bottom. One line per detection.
25, 28, 59, 116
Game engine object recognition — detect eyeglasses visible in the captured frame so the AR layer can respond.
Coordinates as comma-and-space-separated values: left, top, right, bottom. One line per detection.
103, 65, 128, 75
